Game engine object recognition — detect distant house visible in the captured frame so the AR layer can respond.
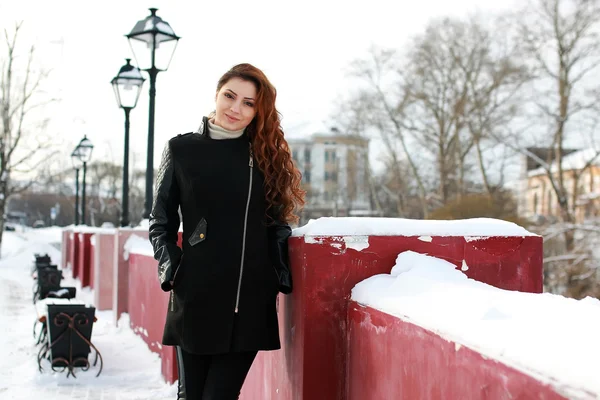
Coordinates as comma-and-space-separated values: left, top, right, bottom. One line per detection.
518, 148, 600, 223
288, 127, 374, 222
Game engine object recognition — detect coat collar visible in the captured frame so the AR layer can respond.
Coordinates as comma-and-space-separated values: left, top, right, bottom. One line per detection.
194, 116, 209, 137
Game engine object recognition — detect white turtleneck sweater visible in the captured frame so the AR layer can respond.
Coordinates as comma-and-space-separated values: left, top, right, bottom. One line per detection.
208, 119, 245, 140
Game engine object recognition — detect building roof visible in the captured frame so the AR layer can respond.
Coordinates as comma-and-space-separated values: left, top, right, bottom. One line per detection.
528, 148, 600, 177
287, 126, 368, 146
525, 147, 578, 171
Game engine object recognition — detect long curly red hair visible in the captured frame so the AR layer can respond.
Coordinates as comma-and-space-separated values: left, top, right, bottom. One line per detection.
215, 64, 305, 224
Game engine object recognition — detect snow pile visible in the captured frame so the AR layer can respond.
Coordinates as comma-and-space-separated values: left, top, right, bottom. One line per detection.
293, 217, 536, 237
124, 234, 154, 260
352, 251, 600, 399
0, 231, 176, 399
71, 225, 117, 234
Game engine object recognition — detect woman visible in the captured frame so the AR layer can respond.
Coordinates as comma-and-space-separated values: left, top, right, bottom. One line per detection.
149, 63, 305, 400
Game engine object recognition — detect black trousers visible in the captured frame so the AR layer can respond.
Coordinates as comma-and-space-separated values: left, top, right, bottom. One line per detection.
176, 346, 257, 400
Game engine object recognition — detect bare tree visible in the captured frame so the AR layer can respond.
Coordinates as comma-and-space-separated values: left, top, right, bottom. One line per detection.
0, 22, 58, 254
403, 16, 531, 203
456, 16, 532, 198
345, 48, 429, 217
520, 0, 600, 249
403, 18, 472, 204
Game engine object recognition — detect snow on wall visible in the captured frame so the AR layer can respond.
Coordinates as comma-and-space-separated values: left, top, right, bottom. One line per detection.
293, 217, 536, 238
351, 251, 600, 399
124, 234, 154, 260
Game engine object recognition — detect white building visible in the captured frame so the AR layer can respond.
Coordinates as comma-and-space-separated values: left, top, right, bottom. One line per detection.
288, 128, 372, 220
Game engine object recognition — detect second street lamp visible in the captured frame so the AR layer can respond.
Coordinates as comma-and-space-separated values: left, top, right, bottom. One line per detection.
76, 136, 94, 225
126, 7, 180, 219
70, 147, 83, 225
111, 58, 145, 227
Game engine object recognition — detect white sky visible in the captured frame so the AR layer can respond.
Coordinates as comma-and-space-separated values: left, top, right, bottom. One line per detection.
1, 0, 517, 174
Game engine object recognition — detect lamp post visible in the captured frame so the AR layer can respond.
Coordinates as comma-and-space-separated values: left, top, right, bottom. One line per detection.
126, 8, 180, 219
70, 147, 83, 225
75, 136, 94, 225
111, 58, 145, 227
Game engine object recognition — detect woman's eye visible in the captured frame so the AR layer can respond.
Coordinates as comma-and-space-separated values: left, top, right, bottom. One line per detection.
245, 102, 254, 107
225, 93, 234, 99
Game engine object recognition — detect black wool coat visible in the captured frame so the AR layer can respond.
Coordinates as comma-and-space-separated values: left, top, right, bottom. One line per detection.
149, 117, 282, 355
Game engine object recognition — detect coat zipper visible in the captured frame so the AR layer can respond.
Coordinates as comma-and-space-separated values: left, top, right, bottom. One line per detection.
170, 258, 182, 311
235, 144, 254, 313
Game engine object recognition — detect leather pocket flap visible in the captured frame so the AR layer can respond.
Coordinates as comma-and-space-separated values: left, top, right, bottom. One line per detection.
188, 218, 207, 246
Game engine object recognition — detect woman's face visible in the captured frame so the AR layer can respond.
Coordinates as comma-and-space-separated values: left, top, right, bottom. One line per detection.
213, 77, 257, 131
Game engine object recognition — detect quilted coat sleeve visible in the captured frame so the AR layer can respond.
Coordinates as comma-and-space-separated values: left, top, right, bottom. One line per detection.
149, 140, 182, 292
267, 205, 293, 294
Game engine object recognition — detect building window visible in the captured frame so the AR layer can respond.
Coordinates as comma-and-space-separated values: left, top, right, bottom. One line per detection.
304, 171, 311, 183
331, 172, 337, 182
325, 171, 329, 181
292, 150, 298, 161
325, 151, 329, 162
304, 149, 311, 163
331, 151, 336, 161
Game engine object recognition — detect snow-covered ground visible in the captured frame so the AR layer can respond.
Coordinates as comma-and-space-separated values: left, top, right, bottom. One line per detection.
352, 251, 600, 399
0, 227, 176, 400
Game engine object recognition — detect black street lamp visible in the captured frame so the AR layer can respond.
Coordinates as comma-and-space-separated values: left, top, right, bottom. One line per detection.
126, 8, 180, 219
111, 58, 145, 227
70, 147, 83, 225
75, 136, 94, 225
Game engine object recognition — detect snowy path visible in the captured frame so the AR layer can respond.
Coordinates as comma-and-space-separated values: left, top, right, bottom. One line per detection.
0, 229, 177, 400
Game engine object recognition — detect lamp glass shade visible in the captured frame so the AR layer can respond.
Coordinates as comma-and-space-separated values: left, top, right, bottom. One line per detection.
111, 60, 145, 108
126, 8, 179, 71
71, 147, 83, 170
76, 136, 94, 163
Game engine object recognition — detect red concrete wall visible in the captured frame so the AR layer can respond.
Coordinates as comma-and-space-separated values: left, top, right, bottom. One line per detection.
346, 301, 567, 400
93, 231, 116, 310
77, 233, 93, 287
113, 229, 149, 325
128, 252, 177, 384
242, 293, 303, 400
241, 234, 543, 400
124, 230, 183, 384
61, 229, 71, 269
